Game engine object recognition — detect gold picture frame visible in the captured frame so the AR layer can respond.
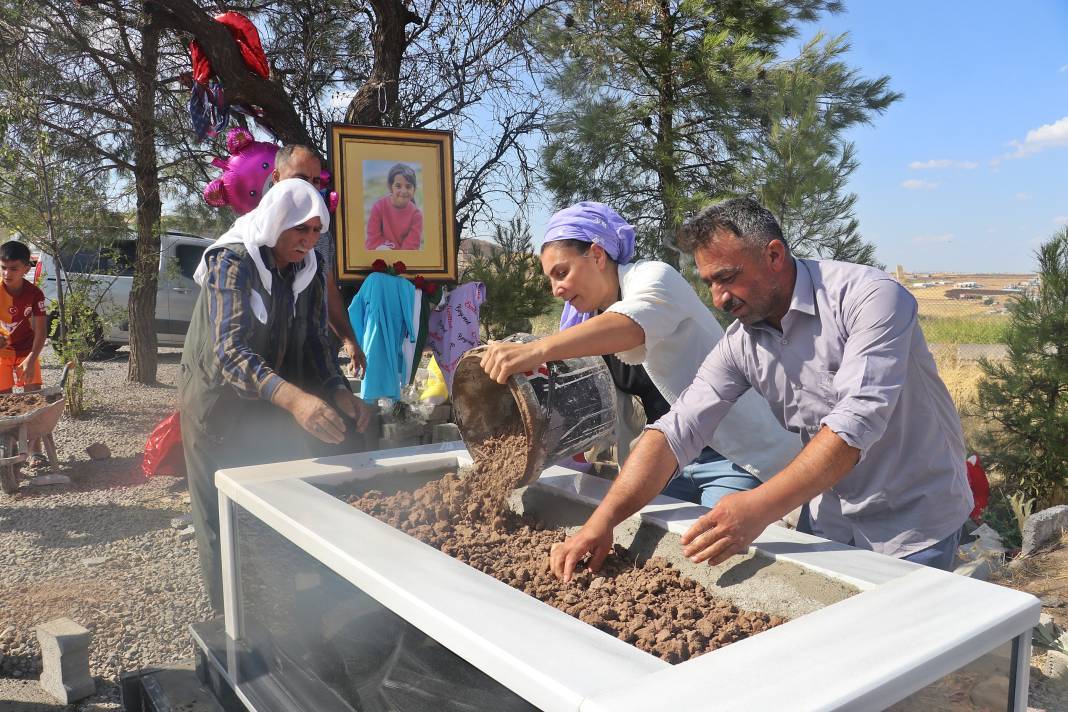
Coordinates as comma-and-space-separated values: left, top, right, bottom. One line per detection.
328, 124, 457, 282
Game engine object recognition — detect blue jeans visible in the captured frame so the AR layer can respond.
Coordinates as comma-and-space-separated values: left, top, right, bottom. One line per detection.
797, 504, 961, 571
660, 449, 762, 509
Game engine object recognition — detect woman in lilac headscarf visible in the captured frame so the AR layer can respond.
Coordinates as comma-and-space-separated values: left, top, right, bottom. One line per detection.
479, 202, 799, 509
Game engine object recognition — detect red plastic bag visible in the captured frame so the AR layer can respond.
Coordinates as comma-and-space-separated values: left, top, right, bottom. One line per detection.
142, 411, 186, 477
966, 453, 990, 521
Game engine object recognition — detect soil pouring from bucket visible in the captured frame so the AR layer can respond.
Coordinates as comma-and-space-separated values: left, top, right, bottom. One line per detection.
451, 335, 616, 488
349, 337, 784, 664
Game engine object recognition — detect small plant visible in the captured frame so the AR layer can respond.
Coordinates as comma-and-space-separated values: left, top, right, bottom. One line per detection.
460, 218, 554, 340
48, 284, 112, 418
1007, 491, 1035, 541
981, 487, 1024, 549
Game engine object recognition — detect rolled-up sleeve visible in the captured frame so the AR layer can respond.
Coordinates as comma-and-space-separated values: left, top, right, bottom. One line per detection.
820, 279, 915, 462
205, 250, 285, 401
648, 336, 751, 471
605, 262, 692, 364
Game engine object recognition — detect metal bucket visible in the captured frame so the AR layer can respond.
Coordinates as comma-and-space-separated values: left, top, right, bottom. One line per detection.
452, 334, 616, 486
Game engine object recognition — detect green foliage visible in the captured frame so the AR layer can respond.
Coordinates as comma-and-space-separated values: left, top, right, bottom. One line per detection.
47, 286, 107, 418
536, 1, 898, 265
460, 218, 555, 340
918, 315, 1010, 345
977, 229, 1068, 507
981, 486, 1024, 549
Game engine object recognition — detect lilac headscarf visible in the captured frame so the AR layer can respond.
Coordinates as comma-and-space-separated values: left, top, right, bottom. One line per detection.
542, 202, 636, 330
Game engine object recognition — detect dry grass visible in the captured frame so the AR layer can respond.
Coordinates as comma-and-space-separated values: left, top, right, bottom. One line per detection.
930, 347, 993, 449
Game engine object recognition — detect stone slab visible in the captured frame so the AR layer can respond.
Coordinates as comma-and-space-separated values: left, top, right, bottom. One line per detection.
1021, 504, 1068, 556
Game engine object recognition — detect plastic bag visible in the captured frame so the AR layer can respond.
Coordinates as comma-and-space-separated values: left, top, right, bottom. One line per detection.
142, 411, 186, 477
419, 355, 448, 405
966, 453, 990, 520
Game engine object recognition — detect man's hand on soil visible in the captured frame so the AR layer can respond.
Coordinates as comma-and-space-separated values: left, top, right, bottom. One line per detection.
680, 490, 771, 566
333, 389, 371, 432
550, 522, 613, 583
480, 341, 544, 385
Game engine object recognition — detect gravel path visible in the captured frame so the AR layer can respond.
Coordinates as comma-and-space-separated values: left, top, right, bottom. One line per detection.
0, 347, 210, 710
0, 348, 1065, 711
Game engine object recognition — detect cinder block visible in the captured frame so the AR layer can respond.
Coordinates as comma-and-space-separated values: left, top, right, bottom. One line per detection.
36, 617, 95, 703
425, 403, 453, 424
1021, 505, 1068, 556
432, 423, 461, 443
381, 422, 422, 448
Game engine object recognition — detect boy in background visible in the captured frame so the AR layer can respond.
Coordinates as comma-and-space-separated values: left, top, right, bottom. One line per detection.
0, 241, 47, 397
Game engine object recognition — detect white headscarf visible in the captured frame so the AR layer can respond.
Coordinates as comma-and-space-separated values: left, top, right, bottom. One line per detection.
194, 179, 330, 310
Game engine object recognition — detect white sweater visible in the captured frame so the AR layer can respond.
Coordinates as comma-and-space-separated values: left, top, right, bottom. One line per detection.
605, 260, 800, 480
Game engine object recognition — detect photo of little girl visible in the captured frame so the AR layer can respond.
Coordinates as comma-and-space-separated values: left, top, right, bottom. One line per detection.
364, 162, 424, 251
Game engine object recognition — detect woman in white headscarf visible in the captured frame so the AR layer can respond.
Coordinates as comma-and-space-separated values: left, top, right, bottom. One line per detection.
180, 179, 370, 611
479, 202, 798, 507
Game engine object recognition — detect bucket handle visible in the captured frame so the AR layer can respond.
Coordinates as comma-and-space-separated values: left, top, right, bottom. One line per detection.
543, 359, 559, 417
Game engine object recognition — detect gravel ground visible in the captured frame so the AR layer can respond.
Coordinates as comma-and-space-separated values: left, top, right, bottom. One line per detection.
0, 347, 1065, 710
0, 347, 210, 710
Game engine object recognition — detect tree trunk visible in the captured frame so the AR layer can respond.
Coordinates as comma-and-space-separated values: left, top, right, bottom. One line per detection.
344, 0, 421, 126
655, 0, 679, 269
127, 14, 161, 384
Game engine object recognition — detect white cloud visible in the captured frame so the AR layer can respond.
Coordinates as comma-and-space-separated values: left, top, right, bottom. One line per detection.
1016, 192, 1032, 201
912, 233, 954, 244
1004, 116, 1068, 158
1060, 64, 1068, 73
901, 179, 939, 191
1055, 216, 1068, 226
908, 159, 978, 170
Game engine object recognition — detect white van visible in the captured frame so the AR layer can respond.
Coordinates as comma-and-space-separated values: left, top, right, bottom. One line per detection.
33, 231, 213, 350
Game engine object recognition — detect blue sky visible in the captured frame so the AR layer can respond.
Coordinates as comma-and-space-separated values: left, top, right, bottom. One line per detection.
792, 1, 1068, 273
518, 2, 1067, 274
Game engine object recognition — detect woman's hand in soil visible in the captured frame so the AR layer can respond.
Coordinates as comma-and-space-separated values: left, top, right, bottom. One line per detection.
551, 523, 612, 583
480, 341, 544, 385
333, 389, 372, 433
680, 491, 770, 566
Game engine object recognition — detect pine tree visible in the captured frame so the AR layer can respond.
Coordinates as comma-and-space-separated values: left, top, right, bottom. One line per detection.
536, 1, 898, 265
976, 230, 1068, 507
461, 218, 555, 340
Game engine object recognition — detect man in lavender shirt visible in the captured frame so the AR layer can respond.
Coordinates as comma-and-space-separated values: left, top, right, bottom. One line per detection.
550, 198, 972, 580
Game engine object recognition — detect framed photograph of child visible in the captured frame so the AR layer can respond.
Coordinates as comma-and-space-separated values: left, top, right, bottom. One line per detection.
328, 124, 457, 282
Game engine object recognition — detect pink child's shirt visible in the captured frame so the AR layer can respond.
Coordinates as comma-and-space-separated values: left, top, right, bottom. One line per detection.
365, 196, 423, 250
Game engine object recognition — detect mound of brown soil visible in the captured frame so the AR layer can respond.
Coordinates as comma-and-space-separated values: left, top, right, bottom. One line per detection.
348, 433, 782, 663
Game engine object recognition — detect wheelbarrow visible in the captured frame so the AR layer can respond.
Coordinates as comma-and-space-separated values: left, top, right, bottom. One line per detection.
0, 362, 73, 495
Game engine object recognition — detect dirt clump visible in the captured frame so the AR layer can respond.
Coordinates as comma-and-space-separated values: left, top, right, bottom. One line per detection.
348, 434, 782, 663
0, 393, 53, 418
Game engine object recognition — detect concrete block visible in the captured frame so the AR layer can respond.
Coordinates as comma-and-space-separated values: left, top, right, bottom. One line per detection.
1044, 649, 1068, 683
380, 422, 422, 448
36, 617, 94, 703
1021, 505, 1068, 556
431, 423, 461, 443
425, 403, 453, 425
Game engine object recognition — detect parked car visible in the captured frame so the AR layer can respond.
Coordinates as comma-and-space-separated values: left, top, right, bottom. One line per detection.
32, 231, 213, 350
